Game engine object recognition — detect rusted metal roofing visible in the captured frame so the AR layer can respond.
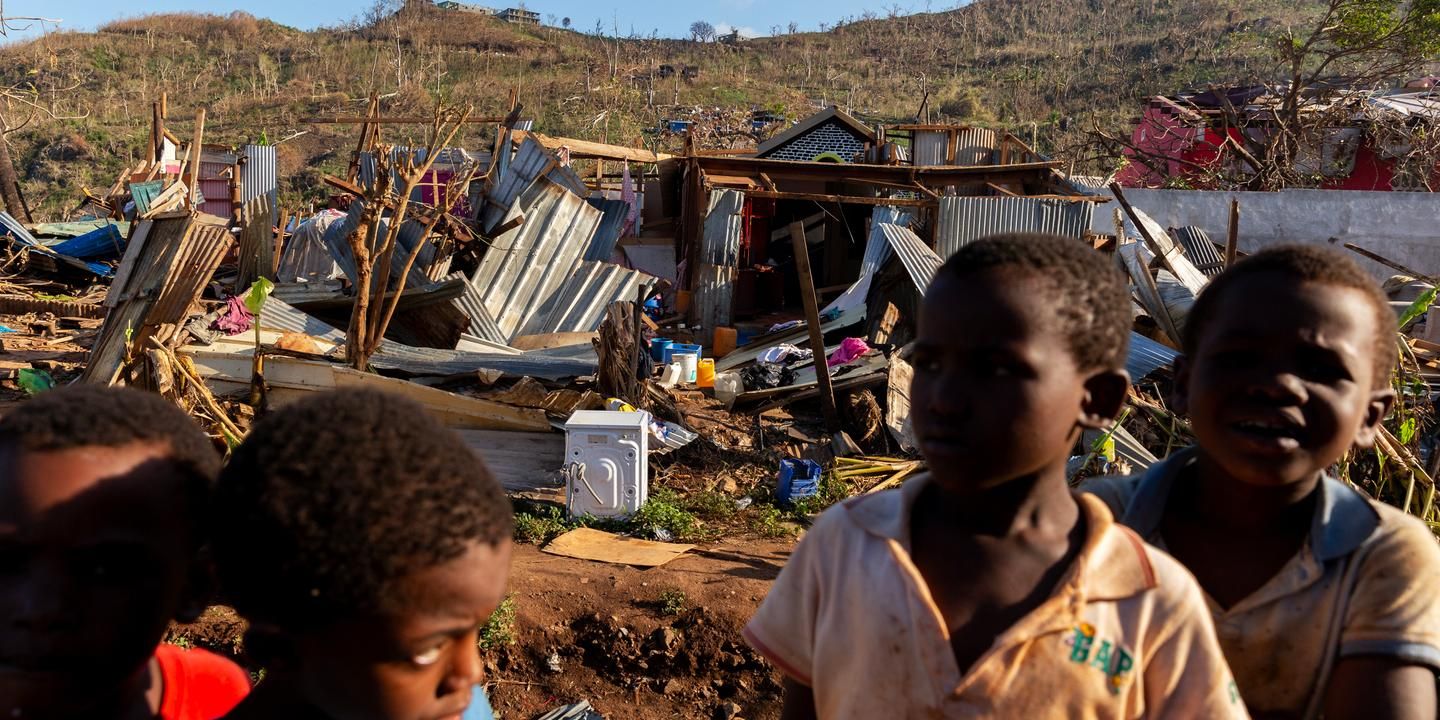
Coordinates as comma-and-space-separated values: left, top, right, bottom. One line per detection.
469, 177, 602, 341
520, 260, 655, 337
695, 189, 743, 333
936, 196, 1096, 258
320, 200, 434, 289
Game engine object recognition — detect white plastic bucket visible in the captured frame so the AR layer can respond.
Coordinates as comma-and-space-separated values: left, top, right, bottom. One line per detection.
714, 371, 743, 407
675, 352, 699, 384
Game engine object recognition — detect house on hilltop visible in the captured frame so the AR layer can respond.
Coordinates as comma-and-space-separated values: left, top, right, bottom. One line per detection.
434, 1, 494, 13
498, 7, 540, 25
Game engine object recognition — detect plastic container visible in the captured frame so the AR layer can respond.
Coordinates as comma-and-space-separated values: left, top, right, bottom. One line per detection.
675, 352, 699, 384
714, 372, 743, 407
650, 338, 673, 362
663, 342, 702, 364
658, 363, 683, 388
712, 326, 737, 358
776, 459, 823, 505
696, 358, 716, 388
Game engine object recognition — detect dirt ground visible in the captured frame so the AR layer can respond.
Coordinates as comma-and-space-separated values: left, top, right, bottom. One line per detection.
173, 537, 796, 720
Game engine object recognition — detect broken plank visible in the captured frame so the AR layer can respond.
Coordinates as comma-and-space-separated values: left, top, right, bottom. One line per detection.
452, 428, 565, 493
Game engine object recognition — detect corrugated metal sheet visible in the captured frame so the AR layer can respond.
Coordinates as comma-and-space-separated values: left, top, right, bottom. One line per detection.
0, 212, 112, 276
482, 136, 589, 232
448, 270, 508, 344
148, 222, 234, 326
936, 196, 1096, 258
585, 198, 629, 261
470, 177, 602, 341
1171, 226, 1225, 277
954, 127, 1000, 166
240, 144, 278, 218
696, 189, 744, 333
320, 200, 432, 289
257, 298, 596, 379
912, 130, 948, 166
45, 224, 124, 259
1126, 331, 1179, 381
198, 160, 232, 219
875, 220, 1176, 381
520, 261, 655, 336
130, 182, 164, 215
278, 210, 345, 283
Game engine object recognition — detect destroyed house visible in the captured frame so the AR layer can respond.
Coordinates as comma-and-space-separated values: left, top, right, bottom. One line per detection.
1118, 85, 1440, 191
664, 108, 1106, 347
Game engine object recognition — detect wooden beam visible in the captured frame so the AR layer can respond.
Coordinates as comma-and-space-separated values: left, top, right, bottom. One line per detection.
186, 108, 206, 209
744, 190, 933, 208
789, 221, 840, 432
511, 129, 671, 163
695, 154, 1061, 187
1225, 199, 1240, 269
303, 115, 517, 124
1345, 242, 1437, 284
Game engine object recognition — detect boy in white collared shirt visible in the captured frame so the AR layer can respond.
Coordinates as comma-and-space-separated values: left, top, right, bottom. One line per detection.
746, 233, 1246, 719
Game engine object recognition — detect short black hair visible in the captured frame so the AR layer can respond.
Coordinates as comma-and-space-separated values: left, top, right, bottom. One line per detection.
213, 388, 513, 629
0, 384, 222, 517
1183, 244, 1395, 388
934, 232, 1132, 372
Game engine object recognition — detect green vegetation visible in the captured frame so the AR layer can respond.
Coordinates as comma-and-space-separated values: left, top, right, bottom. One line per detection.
513, 505, 570, 545
479, 596, 517, 651
658, 588, 688, 616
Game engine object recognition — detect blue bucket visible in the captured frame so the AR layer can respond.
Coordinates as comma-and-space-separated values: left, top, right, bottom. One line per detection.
650, 338, 673, 362
777, 458, 822, 505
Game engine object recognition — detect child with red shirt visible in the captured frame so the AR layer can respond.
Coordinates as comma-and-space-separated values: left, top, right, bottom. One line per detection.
0, 385, 249, 719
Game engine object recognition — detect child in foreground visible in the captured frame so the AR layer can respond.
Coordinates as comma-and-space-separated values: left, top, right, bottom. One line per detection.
1084, 245, 1440, 719
212, 388, 512, 720
0, 385, 249, 720
745, 233, 1246, 718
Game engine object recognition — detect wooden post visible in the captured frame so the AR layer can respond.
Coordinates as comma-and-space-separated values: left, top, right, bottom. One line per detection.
789, 221, 840, 432
274, 209, 292, 276
187, 108, 206, 209
1225, 199, 1240, 268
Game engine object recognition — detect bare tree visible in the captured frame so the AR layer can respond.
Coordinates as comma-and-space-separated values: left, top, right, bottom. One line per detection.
690, 20, 716, 43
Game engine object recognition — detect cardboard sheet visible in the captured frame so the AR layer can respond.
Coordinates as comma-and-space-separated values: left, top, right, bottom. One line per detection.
542, 528, 694, 567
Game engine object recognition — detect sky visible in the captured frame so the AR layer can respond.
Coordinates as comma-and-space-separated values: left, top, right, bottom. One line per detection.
0, 1, 954, 44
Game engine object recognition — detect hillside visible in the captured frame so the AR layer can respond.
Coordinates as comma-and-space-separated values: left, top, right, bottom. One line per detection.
0, 0, 1322, 218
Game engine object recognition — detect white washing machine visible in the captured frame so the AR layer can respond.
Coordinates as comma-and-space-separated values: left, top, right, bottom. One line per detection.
563, 410, 649, 519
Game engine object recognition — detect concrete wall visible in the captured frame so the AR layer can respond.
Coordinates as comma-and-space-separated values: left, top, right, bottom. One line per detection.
1090, 189, 1440, 280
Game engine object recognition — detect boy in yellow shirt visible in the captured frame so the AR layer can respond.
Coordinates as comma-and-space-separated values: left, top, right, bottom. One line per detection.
1085, 245, 1440, 719
746, 233, 1246, 719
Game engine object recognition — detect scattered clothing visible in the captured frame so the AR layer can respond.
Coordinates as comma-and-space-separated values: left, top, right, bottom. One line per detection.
827, 338, 870, 368
744, 473, 1246, 719
211, 296, 254, 335
1082, 447, 1440, 718
767, 320, 804, 334
154, 643, 250, 720
757, 343, 812, 365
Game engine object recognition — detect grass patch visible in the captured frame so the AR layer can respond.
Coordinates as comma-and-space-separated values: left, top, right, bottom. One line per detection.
513, 505, 570, 545
748, 505, 798, 539
659, 588, 687, 616
679, 490, 737, 520
479, 596, 517, 651
630, 488, 711, 541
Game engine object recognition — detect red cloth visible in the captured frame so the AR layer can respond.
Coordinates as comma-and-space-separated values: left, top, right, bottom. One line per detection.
153, 644, 250, 720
